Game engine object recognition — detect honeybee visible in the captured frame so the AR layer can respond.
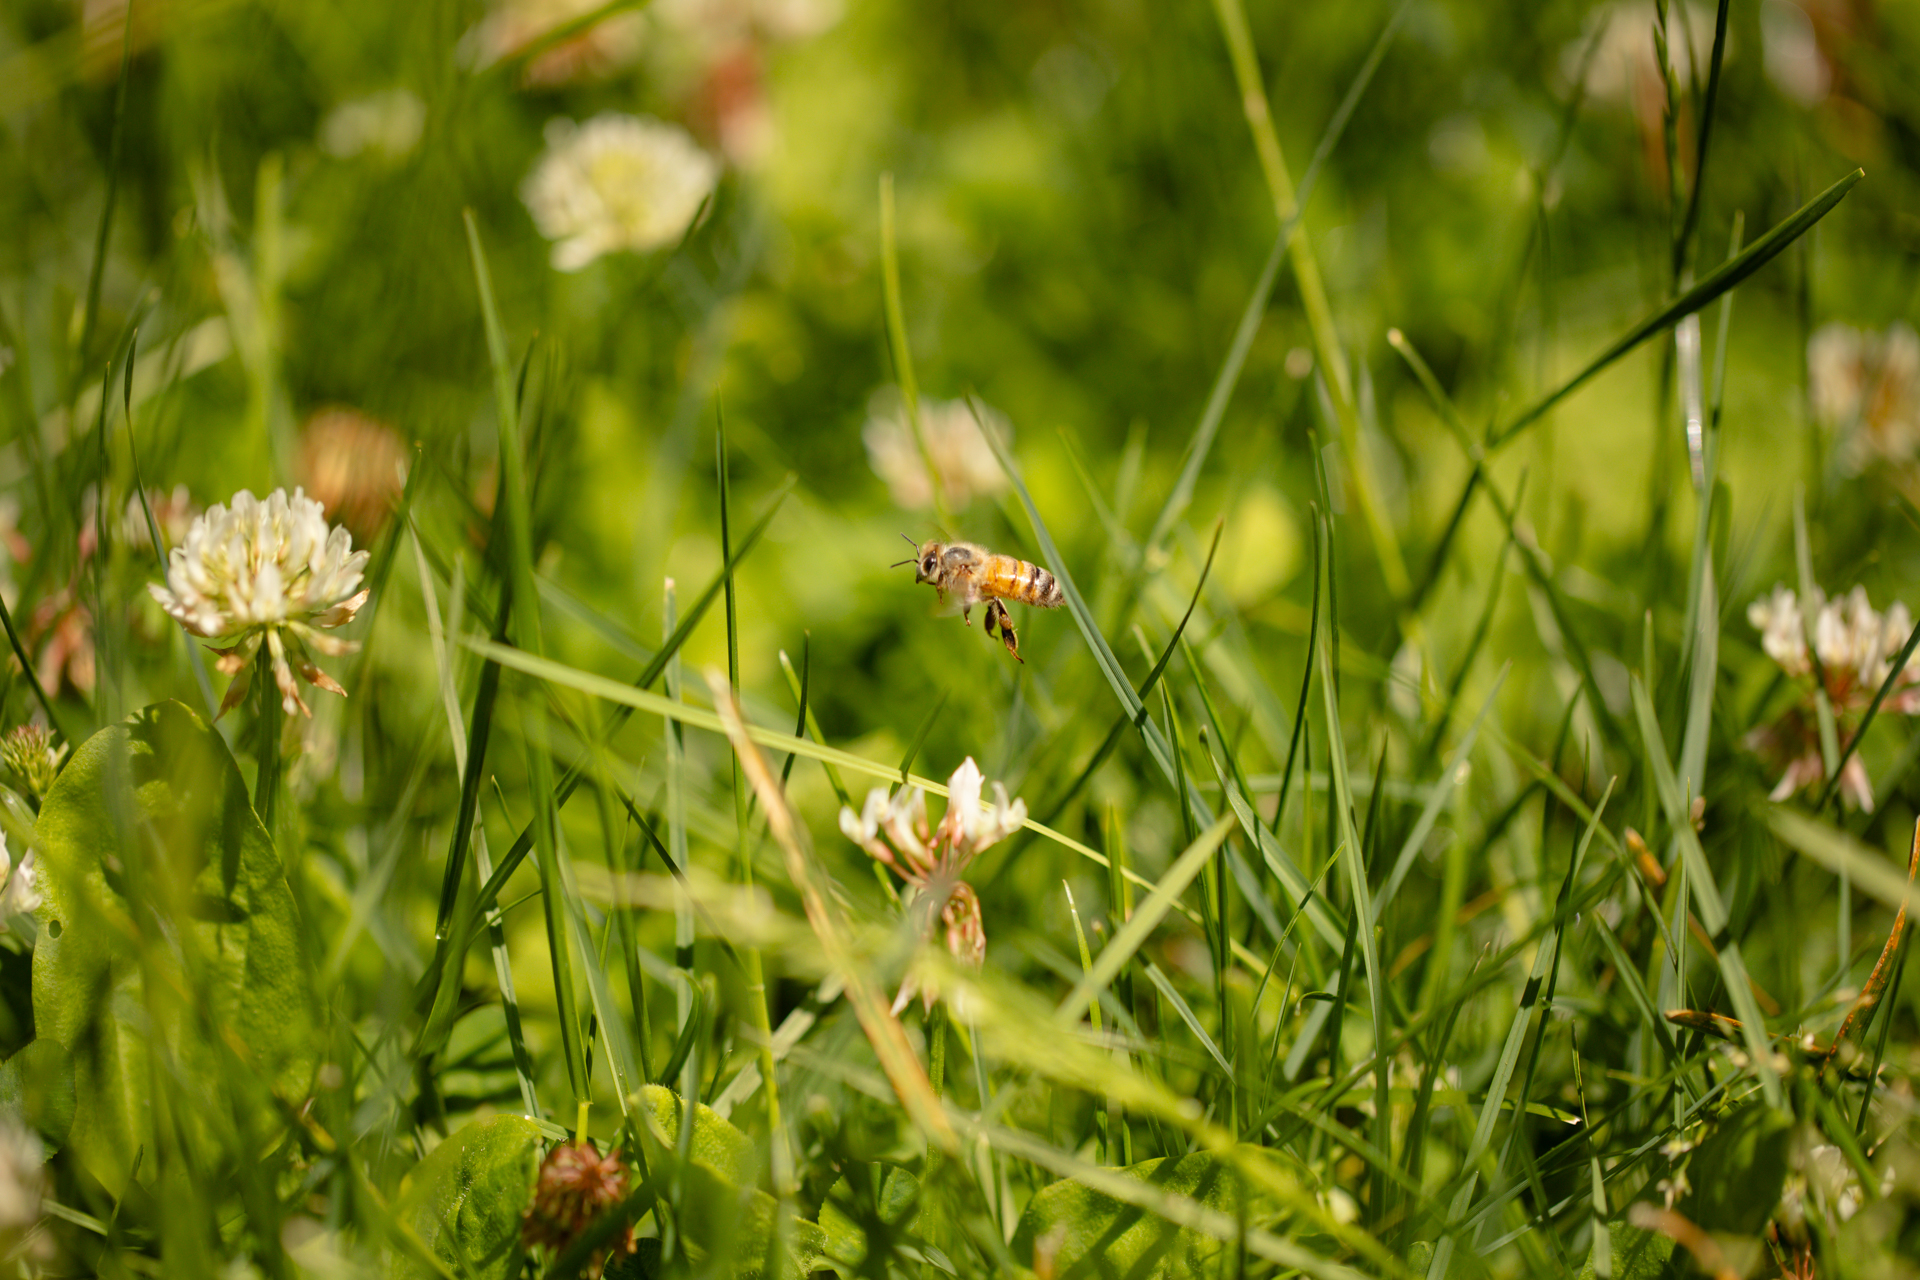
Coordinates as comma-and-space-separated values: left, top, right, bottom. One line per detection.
893, 536, 1064, 663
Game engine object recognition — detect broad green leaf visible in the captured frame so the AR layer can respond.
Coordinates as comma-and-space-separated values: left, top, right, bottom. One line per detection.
1009, 1149, 1281, 1280
391, 1113, 542, 1280
819, 1163, 921, 1269
31, 700, 318, 1195
636, 1085, 831, 1278
1677, 1103, 1793, 1236
638, 1083, 758, 1186
0, 1039, 73, 1155
1576, 1222, 1677, 1280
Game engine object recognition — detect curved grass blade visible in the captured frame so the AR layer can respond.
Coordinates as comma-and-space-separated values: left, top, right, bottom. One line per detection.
1053, 813, 1235, 1026
1491, 168, 1863, 449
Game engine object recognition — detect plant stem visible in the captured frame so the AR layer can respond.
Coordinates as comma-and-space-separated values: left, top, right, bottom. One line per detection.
255, 647, 280, 832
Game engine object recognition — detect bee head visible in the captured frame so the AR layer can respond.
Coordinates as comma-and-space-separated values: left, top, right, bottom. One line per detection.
892, 533, 944, 584
914, 543, 944, 584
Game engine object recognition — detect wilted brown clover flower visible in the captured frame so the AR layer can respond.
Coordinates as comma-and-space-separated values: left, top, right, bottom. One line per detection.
299, 409, 410, 543
520, 1140, 638, 1277
1746, 582, 1920, 811
839, 757, 1024, 1013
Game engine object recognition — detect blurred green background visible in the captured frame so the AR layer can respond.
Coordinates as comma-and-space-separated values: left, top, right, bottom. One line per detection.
6, 0, 1920, 1239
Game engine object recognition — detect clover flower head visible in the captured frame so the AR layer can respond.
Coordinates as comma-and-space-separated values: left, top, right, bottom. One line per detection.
148, 487, 370, 718
318, 89, 425, 161
863, 394, 1012, 512
1809, 321, 1920, 473
299, 408, 410, 541
1746, 580, 1920, 811
0, 834, 39, 929
0, 725, 65, 801
520, 1140, 637, 1277
0, 1117, 42, 1242
120, 484, 200, 552
840, 757, 1023, 1013
522, 114, 719, 271
934, 757, 1028, 859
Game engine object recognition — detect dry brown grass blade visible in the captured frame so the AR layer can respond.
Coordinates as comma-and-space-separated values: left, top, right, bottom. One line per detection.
703, 669, 958, 1154
1819, 816, 1920, 1076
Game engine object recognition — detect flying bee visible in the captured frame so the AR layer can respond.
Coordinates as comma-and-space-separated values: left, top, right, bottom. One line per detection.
892, 536, 1064, 663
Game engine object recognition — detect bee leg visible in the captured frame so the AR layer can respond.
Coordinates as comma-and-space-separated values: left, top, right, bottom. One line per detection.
962, 603, 972, 627
986, 599, 1023, 663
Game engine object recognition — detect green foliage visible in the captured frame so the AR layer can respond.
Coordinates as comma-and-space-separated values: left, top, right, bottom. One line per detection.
1576, 1224, 1676, 1280
4, 0, 1920, 1274
818, 1163, 921, 1271
1009, 1150, 1281, 1280
636, 1085, 831, 1278
390, 1113, 542, 1280
1678, 1104, 1795, 1237
0, 1040, 72, 1156
31, 700, 316, 1195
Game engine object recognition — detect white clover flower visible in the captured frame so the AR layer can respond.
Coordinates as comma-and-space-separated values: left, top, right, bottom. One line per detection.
521, 114, 718, 271
318, 89, 425, 161
0, 834, 38, 929
0, 1117, 41, 1238
148, 487, 370, 718
837, 757, 1024, 1013
1810, 320, 1920, 473
862, 395, 1012, 511
1747, 580, 1920, 810
1747, 584, 1808, 676
933, 758, 1027, 858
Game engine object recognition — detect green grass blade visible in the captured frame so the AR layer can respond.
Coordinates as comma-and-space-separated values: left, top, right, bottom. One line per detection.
1374, 666, 1507, 927
1671, 0, 1731, 278
1491, 168, 1863, 448
1141, 961, 1232, 1078
1766, 808, 1918, 912
1425, 782, 1612, 1279
1631, 675, 1782, 1107
1054, 813, 1236, 1024
1145, 0, 1404, 554
73, 0, 134, 397
1317, 628, 1393, 1211
974, 398, 1204, 811
465, 208, 587, 1112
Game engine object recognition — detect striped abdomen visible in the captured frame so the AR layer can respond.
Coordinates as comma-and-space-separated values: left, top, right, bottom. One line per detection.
980, 554, 1064, 608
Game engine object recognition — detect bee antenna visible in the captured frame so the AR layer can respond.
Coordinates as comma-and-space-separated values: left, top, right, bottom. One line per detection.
899, 532, 920, 550
889, 558, 915, 568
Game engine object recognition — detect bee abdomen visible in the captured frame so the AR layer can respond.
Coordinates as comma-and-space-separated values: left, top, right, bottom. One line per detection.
1029, 564, 1064, 608
987, 555, 1064, 608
